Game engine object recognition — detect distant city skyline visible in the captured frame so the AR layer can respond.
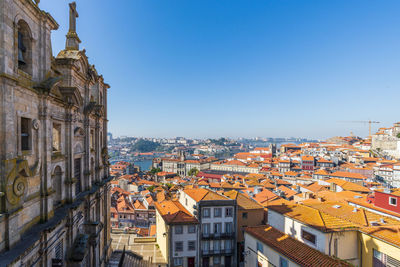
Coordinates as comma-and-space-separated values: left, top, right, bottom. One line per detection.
109, 134, 318, 141
41, 0, 400, 139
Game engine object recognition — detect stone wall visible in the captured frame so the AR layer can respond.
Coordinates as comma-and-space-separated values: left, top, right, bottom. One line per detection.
372, 134, 400, 158
0, 1, 111, 266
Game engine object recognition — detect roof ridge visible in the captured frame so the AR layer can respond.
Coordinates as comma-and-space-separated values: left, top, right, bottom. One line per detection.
317, 209, 327, 230
361, 208, 369, 227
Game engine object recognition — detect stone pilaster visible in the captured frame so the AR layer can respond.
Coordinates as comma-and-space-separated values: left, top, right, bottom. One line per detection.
39, 95, 51, 221
65, 107, 73, 202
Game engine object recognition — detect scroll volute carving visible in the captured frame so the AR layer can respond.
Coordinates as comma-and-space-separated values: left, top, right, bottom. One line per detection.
4, 158, 40, 206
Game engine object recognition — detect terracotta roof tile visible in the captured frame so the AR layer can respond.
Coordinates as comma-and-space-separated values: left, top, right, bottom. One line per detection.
183, 188, 228, 202
154, 200, 198, 224
246, 225, 351, 267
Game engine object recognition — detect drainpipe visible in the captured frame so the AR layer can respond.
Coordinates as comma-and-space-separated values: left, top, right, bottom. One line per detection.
359, 237, 363, 266
328, 232, 333, 256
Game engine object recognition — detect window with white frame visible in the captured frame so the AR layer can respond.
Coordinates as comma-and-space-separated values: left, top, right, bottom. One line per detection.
188, 225, 196, 233
175, 225, 183, 234
173, 257, 183, 266
214, 207, 222, 217
225, 207, 233, 217
175, 241, 183, 252
202, 223, 210, 234
214, 223, 222, 234
188, 240, 196, 250
202, 241, 210, 252
225, 240, 232, 252
389, 197, 397, 206
225, 222, 233, 233
373, 249, 400, 266
301, 229, 316, 245
203, 208, 210, 218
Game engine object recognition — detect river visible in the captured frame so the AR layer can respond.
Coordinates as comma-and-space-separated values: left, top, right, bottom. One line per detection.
134, 160, 152, 171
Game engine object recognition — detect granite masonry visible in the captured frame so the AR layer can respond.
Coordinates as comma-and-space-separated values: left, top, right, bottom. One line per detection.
0, 0, 111, 266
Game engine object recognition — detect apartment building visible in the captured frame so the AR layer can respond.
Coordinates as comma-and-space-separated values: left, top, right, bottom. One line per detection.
244, 225, 351, 267
155, 200, 198, 267
179, 188, 238, 267
267, 203, 360, 266
210, 160, 260, 174
222, 191, 264, 264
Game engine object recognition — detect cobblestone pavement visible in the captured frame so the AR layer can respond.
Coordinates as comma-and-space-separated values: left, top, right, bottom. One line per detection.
111, 233, 167, 266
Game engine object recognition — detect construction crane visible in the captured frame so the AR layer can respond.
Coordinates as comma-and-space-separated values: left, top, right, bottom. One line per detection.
338, 120, 380, 137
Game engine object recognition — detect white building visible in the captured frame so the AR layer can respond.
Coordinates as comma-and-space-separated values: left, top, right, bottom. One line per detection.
244, 225, 352, 267
155, 200, 198, 267
179, 188, 237, 267
267, 203, 359, 266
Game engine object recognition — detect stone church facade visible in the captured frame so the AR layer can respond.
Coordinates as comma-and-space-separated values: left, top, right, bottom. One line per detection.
0, 1, 111, 266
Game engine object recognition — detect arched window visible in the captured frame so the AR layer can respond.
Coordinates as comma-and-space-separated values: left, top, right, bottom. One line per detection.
53, 166, 63, 207
17, 20, 32, 75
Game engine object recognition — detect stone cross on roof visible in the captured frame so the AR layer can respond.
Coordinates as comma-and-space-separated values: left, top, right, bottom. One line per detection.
65, 1, 81, 50
69, 2, 79, 33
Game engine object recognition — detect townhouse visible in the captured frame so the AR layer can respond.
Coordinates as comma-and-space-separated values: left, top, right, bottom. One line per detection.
155, 200, 199, 267
222, 191, 265, 264
267, 203, 360, 266
179, 188, 238, 267
244, 225, 351, 267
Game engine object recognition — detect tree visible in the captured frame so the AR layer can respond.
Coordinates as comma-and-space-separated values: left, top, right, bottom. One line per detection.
147, 185, 155, 192
131, 139, 161, 152
209, 138, 228, 146
397, 133, 400, 139
165, 183, 174, 189
188, 167, 199, 177
150, 167, 161, 175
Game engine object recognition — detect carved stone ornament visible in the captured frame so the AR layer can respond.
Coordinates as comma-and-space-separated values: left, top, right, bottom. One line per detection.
32, 119, 40, 130
4, 157, 40, 205
101, 147, 109, 164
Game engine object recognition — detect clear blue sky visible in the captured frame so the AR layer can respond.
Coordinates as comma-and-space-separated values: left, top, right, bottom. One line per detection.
40, 0, 400, 139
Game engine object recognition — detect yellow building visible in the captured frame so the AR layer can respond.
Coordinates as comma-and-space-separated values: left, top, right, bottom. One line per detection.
359, 227, 400, 266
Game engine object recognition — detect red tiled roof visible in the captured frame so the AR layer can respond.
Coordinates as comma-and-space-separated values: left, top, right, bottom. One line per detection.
154, 200, 198, 224
246, 225, 351, 267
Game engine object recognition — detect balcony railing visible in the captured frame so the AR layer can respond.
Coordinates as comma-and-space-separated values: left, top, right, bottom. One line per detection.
202, 249, 211, 255
221, 248, 233, 254
201, 232, 235, 239
202, 248, 233, 255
